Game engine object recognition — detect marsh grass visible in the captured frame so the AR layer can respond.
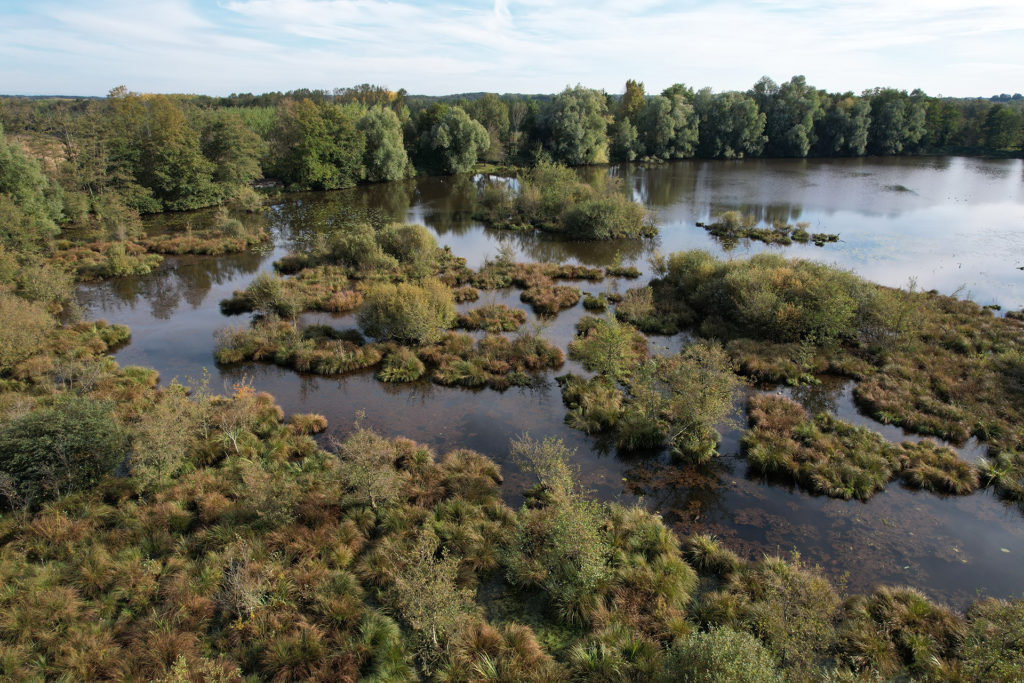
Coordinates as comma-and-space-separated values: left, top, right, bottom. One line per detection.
743, 394, 980, 500
457, 304, 528, 332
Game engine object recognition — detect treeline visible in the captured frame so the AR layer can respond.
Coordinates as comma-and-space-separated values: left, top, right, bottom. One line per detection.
1, 76, 1022, 237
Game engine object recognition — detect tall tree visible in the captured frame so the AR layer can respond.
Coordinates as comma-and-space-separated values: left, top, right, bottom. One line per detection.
543, 86, 611, 165
814, 95, 871, 156
639, 93, 698, 159
268, 99, 366, 190
866, 88, 927, 155
753, 75, 823, 157
618, 79, 646, 122
693, 89, 767, 159
423, 106, 489, 175
358, 105, 409, 182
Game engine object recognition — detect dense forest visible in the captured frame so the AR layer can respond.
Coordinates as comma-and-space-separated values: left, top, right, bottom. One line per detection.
1, 77, 1022, 229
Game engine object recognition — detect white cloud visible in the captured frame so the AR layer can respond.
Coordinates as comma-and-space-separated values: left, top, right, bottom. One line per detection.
0, 0, 1021, 95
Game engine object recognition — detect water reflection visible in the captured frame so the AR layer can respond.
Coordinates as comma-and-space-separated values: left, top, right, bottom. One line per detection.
79, 156, 1024, 608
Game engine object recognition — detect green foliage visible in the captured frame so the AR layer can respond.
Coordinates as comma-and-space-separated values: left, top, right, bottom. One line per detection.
377, 348, 427, 383
0, 126, 62, 250
639, 93, 699, 159
268, 98, 366, 190
0, 291, 55, 374
359, 105, 410, 181
568, 315, 648, 380
198, 108, 266, 196
659, 627, 783, 683
357, 279, 456, 345
544, 86, 611, 165
960, 598, 1024, 682
0, 395, 128, 508
424, 106, 490, 174
332, 425, 410, 509
866, 89, 927, 155
752, 75, 823, 158
693, 89, 767, 159
504, 436, 612, 626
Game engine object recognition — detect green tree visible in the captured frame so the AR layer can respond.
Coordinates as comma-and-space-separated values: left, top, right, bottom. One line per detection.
358, 105, 410, 182
466, 93, 510, 162
982, 104, 1024, 149
639, 93, 699, 159
0, 125, 63, 250
423, 106, 489, 174
198, 109, 265, 197
694, 89, 767, 159
753, 75, 823, 157
0, 395, 128, 508
866, 88, 927, 155
814, 95, 871, 156
544, 86, 611, 165
268, 98, 366, 190
923, 99, 964, 148
609, 118, 640, 161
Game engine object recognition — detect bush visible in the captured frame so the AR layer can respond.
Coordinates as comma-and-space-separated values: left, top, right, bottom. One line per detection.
659, 627, 783, 683
357, 279, 456, 345
0, 395, 128, 508
0, 292, 54, 374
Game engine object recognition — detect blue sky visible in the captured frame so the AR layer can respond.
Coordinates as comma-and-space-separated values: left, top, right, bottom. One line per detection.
2, 0, 1022, 97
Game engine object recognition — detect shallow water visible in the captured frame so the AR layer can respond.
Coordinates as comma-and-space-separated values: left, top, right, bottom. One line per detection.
78, 156, 1024, 607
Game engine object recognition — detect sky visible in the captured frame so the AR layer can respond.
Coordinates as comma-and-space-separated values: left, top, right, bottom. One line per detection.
1, 0, 1023, 98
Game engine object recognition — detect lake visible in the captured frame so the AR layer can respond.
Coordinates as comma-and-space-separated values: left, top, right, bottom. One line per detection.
78, 156, 1024, 607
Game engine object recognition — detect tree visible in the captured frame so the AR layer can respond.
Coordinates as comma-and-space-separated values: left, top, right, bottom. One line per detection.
543, 86, 611, 165
982, 104, 1024, 149
639, 93, 699, 159
0, 395, 128, 508
609, 118, 640, 161
0, 292, 55, 374
815, 95, 871, 156
866, 88, 927, 155
268, 98, 366, 190
0, 125, 63, 250
753, 75, 823, 157
423, 106, 489, 174
618, 79, 646, 122
623, 343, 743, 461
199, 109, 265, 197
332, 426, 409, 509
694, 89, 767, 159
357, 279, 456, 344
358, 105, 410, 182
466, 93, 510, 162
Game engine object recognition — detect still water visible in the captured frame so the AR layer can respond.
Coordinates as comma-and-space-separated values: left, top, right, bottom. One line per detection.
78, 157, 1024, 607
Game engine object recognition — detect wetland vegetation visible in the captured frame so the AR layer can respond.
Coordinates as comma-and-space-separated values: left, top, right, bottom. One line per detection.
1, 79, 1023, 680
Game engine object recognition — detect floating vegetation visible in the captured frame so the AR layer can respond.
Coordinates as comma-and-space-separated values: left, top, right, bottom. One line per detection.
700, 211, 839, 247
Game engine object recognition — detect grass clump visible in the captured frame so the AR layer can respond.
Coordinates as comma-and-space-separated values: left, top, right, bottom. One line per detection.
743, 394, 903, 501
423, 331, 564, 390
582, 292, 609, 312
475, 161, 657, 240
377, 348, 427, 383
743, 395, 981, 500
457, 303, 527, 332
520, 284, 581, 315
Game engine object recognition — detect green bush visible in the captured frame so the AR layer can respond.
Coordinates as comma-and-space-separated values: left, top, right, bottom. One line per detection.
659, 627, 783, 683
0, 292, 54, 373
357, 279, 456, 345
0, 395, 128, 508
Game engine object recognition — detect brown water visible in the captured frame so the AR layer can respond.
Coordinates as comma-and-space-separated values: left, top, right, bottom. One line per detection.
77, 157, 1024, 608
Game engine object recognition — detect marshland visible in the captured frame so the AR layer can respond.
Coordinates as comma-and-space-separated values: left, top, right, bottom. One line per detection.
2, 84, 1024, 680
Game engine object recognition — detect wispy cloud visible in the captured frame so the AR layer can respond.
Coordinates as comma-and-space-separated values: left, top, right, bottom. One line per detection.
1, 0, 1021, 96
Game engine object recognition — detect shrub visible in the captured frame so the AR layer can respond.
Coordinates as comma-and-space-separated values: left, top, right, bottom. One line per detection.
357, 279, 456, 345
960, 598, 1024, 682
0, 292, 54, 374
569, 315, 648, 380
0, 395, 128, 508
659, 627, 783, 683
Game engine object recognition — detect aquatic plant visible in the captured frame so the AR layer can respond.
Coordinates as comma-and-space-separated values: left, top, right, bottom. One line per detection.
457, 303, 527, 332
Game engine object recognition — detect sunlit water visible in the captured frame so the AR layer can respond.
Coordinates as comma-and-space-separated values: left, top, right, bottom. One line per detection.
78, 157, 1024, 607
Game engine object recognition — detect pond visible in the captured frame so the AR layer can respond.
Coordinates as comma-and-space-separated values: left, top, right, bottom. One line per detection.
78, 156, 1024, 608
